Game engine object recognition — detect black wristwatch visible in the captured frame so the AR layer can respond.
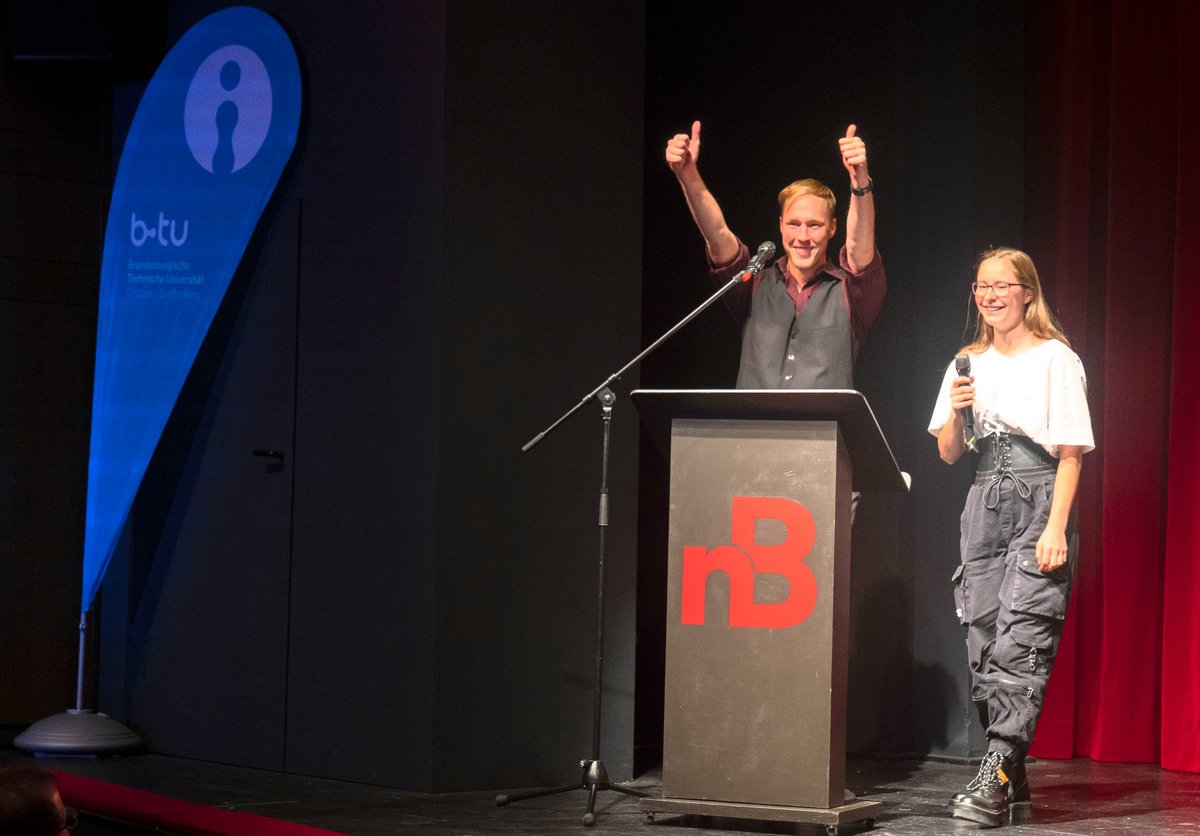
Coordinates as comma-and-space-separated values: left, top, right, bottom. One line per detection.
850, 177, 874, 197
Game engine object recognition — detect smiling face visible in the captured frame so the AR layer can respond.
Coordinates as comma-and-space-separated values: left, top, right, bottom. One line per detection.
778, 193, 836, 280
974, 256, 1033, 336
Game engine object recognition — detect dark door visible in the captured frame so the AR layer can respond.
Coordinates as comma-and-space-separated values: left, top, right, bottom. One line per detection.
123, 199, 299, 769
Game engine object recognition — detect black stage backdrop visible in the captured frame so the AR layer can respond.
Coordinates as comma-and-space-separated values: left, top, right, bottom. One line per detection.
1, 0, 1026, 792
636, 0, 1026, 769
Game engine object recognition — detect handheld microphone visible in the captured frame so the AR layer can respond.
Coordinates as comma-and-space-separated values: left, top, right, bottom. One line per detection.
954, 353, 976, 446
743, 241, 776, 277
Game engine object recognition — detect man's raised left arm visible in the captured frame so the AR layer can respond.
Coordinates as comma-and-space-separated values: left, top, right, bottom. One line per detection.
839, 124, 875, 274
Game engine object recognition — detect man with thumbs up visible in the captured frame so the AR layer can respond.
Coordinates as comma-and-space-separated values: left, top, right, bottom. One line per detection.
664, 122, 885, 390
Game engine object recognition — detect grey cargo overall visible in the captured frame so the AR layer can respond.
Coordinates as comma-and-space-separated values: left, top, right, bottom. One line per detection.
952, 433, 1076, 758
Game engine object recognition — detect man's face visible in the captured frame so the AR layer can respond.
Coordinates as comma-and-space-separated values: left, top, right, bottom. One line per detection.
778, 194, 836, 279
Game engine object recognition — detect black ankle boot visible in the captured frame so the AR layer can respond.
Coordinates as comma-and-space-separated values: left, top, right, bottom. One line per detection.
949, 751, 1032, 827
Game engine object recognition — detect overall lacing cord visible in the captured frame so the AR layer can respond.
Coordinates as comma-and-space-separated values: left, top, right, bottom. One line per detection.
982, 433, 1034, 510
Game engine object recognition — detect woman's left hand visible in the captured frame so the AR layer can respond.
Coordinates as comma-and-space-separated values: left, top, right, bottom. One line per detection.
1035, 527, 1069, 572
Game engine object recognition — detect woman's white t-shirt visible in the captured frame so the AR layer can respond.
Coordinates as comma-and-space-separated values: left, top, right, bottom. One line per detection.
927, 339, 1095, 458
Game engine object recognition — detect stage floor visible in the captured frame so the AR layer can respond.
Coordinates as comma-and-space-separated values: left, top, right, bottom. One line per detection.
2, 749, 1197, 835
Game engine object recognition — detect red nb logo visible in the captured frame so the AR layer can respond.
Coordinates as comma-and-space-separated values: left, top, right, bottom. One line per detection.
681, 496, 817, 629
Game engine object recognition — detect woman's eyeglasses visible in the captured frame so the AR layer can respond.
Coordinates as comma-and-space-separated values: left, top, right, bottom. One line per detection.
971, 281, 1025, 297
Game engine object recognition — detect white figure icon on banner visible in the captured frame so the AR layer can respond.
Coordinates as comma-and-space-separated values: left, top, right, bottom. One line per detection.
184, 45, 273, 173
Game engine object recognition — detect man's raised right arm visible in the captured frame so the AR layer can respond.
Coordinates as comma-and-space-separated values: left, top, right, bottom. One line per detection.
665, 120, 741, 265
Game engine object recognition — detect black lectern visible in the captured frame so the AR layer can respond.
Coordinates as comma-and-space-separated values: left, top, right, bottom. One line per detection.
632, 390, 907, 831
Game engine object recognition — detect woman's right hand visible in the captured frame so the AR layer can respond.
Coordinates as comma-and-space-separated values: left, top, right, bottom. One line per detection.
950, 374, 975, 416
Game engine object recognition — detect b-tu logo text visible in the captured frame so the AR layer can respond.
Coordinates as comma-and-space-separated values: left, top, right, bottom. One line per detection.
130, 211, 190, 247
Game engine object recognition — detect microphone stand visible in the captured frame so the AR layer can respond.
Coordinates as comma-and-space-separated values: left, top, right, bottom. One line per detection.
496, 262, 761, 827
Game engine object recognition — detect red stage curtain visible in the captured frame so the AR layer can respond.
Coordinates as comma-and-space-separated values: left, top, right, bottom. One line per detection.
1162, 0, 1200, 773
1024, 0, 1200, 771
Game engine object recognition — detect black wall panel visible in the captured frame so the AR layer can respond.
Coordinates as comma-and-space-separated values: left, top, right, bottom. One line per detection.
98, 0, 645, 792
0, 9, 105, 728
436, 0, 646, 791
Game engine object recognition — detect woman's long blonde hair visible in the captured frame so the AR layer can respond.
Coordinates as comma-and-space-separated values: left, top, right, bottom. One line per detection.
962, 247, 1071, 352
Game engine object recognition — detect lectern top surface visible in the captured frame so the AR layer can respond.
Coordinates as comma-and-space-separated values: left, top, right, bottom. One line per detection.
630, 389, 908, 493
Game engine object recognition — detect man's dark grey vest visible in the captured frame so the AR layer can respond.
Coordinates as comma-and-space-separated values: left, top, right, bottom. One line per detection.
735, 263, 855, 389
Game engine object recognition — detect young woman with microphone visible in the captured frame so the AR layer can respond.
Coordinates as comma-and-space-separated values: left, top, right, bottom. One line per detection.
928, 247, 1094, 827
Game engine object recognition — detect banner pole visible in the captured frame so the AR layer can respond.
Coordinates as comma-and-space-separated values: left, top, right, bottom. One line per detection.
74, 611, 87, 711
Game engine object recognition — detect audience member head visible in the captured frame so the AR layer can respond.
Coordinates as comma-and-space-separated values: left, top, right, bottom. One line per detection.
0, 768, 74, 835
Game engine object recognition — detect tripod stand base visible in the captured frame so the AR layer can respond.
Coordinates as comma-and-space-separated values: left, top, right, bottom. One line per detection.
495, 759, 648, 827
14, 709, 142, 756
641, 795, 881, 834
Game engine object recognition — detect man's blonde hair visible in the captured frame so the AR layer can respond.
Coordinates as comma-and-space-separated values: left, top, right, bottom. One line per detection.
777, 179, 836, 219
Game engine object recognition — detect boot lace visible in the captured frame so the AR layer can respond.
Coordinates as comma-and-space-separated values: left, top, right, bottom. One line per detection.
967, 751, 1006, 792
